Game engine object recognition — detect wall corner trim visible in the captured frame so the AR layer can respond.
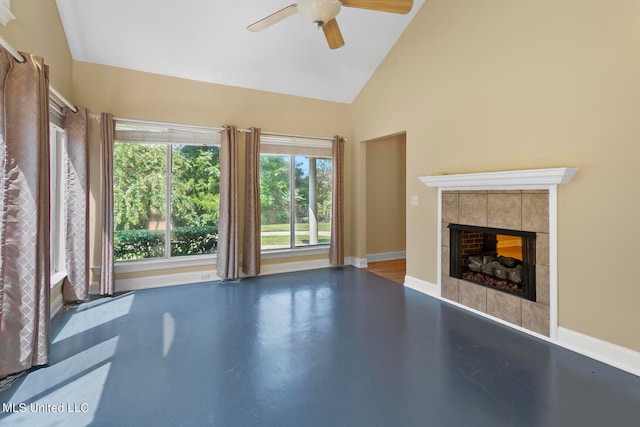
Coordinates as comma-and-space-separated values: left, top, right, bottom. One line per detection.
404, 275, 440, 298
348, 257, 368, 268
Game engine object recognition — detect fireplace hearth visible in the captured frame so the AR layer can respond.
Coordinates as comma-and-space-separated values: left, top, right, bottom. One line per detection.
449, 224, 536, 301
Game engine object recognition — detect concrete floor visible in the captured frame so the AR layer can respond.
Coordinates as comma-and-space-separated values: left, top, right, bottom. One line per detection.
1, 267, 639, 426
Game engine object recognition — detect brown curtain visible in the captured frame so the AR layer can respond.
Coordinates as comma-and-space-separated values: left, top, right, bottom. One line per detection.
62, 107, 89, 302
217, 126, 240, 280
243, 128, 261, 276
0, 51, 51, 378
100, 113, 115, 295
329, 136, 345, 266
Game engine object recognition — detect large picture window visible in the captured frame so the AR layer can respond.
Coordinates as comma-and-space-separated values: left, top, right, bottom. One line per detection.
259, 136, 332, 250
113, 122, 220, 261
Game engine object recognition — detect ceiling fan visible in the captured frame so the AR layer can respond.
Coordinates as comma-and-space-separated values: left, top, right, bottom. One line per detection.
247, 0, 413, 50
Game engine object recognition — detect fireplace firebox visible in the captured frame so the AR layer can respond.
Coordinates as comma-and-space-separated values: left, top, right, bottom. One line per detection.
449, 224, 536, 301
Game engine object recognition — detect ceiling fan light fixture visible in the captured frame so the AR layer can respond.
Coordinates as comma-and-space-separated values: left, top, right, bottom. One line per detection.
297, 0, 341, 27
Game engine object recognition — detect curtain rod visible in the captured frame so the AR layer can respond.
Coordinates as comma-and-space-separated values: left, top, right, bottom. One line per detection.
0, 35, 78, 113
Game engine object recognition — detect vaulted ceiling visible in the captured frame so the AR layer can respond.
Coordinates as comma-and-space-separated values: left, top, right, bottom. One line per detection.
55, 0, 425, 103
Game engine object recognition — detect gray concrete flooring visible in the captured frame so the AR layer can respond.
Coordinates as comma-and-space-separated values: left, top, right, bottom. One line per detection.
1, 267, 639, 426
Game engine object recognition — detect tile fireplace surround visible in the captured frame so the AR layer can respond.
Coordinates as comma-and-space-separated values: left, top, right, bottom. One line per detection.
419, 168, 578, 339
441, 189, 550, 335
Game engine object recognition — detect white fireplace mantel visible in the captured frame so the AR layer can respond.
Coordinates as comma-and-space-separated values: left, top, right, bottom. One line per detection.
411, 167, 579, 343
418, 167, 578, 190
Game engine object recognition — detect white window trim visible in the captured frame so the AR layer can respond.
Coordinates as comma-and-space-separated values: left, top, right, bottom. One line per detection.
113, 119, 221, 264
114, 254, 217, 273
261, 245, 330, 259
50, 123, 66, 286
103, 244, 329, 276
259, 149, 333, 253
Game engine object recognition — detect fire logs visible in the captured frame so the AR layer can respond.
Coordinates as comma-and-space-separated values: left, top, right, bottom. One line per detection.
468, 255, 522, 283
464, 254, 523, 294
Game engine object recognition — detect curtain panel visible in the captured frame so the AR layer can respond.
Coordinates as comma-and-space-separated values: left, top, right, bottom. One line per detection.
100, 113, 115, 295
217, 126, 240, 280
329, 136, 345, 266
243, 128, 261, 276
62, 107, 89, 302
0, 51, 51, 378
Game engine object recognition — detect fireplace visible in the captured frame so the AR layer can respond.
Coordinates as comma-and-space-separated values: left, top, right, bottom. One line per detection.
449, 224, 536, 301
418, 168, 578, 338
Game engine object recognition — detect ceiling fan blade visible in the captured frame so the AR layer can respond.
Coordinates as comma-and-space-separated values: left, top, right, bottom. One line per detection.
322, 18, 345, 49
341, 0, 413, 14
247, 4, 298, 32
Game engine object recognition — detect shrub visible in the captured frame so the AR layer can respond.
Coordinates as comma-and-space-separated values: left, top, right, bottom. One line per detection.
114, 229, 165, 261
114, 225, 218, 260
171, 225, 218, 256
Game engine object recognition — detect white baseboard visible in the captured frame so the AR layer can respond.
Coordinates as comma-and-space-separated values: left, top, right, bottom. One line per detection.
366, 251, 406, 263
558, 327, 640, 377
403, 275, 640, 378
403, 275, 440, 298
347, 257, 368, 268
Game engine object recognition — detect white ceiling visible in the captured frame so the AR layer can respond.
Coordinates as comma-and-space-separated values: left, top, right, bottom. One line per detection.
55, 0, 425, 103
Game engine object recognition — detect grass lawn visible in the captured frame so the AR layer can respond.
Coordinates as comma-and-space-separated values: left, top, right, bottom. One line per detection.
261, 222, 331, 232
261, 235, 331, 246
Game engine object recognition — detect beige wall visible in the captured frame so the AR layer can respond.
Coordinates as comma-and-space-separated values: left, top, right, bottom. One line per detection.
72, 61, 353, 282
365, 133, 406, 255
351, 0, 640, 351
0, 0, 72, 97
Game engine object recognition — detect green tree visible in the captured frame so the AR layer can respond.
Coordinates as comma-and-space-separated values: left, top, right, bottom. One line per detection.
316, 158, 332, 222
295, 157, 309, 223
113, 143, 167, 231
260, 155, 290, 224
171, 145, 220, 228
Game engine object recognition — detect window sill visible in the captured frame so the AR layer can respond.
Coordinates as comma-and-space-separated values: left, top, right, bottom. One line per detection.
261, 245, 330, 260
51, 271, 66, 289
114, 254, 217, 274
91, 246, 328, 276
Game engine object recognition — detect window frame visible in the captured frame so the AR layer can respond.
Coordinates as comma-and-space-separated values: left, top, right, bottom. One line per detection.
113, 120, 221, 265
49, 122, 66, 281
259, 136, 333, 254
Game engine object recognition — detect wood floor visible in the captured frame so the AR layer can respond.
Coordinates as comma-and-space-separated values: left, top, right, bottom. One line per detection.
366, 258, 406, 284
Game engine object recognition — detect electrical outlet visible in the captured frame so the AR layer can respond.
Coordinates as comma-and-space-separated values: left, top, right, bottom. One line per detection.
410, 196, 419, 206
200, 274, 211, 281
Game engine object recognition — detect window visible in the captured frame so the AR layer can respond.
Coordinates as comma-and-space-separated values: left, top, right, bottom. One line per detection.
49, 123, 66, 275
259, 136, 332, 250
113, 121, 220, 262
